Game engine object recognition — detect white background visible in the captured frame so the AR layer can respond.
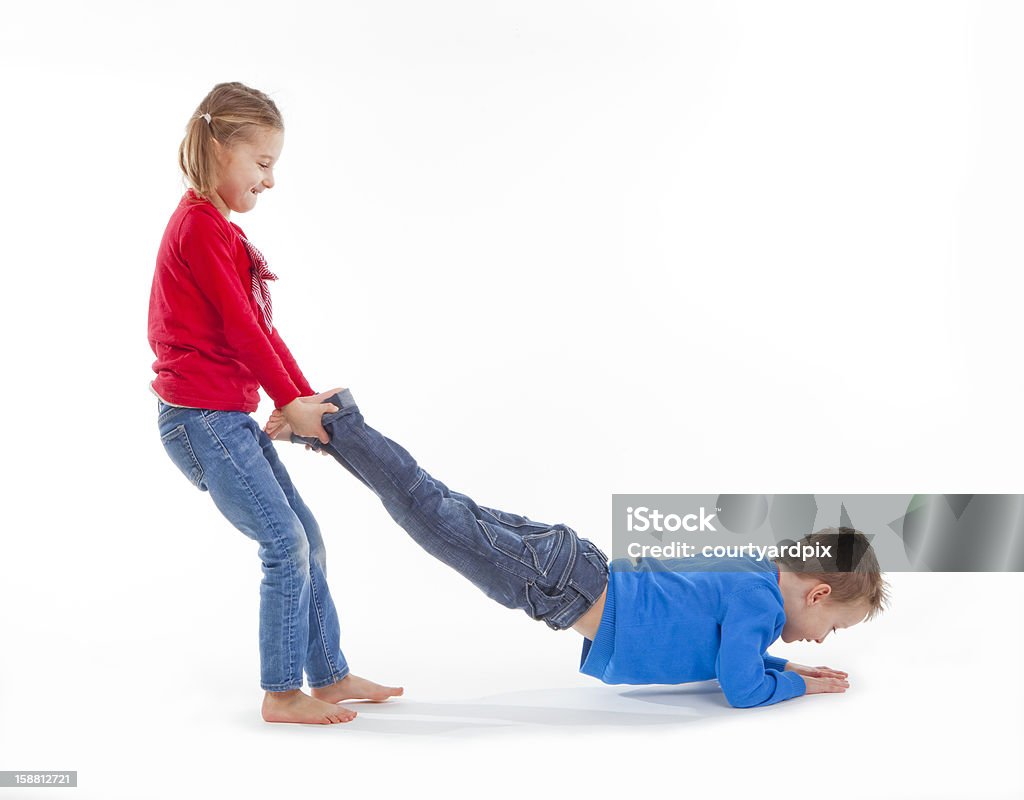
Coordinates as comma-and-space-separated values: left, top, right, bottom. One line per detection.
2, 2, 1022, 798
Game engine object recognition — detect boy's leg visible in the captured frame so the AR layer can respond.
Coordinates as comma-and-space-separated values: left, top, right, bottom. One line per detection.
293, 390, 609, 631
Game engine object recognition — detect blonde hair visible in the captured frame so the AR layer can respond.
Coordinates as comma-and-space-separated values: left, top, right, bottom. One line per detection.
178, 82, 284, 199
775, 527, 891, 621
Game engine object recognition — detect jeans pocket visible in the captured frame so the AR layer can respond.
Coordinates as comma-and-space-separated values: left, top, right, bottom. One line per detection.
160, 424, 207, 491
521, 528, 562, 575
524, 579, 566, 622
478, 520, 561, 576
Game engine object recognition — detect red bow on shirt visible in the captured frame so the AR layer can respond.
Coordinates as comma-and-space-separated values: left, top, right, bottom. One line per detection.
238, 235, 278, 332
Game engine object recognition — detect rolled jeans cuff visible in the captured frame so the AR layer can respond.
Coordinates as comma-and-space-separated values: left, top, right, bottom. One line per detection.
291, 388, 357, 449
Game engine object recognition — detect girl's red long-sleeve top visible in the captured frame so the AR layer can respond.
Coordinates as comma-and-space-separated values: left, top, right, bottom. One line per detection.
148, 190, 313, 412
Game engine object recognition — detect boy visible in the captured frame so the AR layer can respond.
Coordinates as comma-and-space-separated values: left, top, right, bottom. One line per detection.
267, 389, 889, 709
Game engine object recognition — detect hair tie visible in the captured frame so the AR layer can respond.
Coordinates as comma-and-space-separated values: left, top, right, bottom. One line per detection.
201, 112, 212, 124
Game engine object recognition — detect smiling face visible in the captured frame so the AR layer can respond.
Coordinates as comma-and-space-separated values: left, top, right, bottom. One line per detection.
208, 126, 283, 219
777, 570, 870, 644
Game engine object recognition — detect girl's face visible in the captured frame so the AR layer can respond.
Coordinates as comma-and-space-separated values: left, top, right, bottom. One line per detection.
209, 126, 284, 218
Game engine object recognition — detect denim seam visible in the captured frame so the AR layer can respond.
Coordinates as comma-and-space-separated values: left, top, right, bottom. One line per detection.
566, 577, 598, 603
410, 491, 524, 579
158, 407, 183, 425
477, 519, 553, 574
524, 581, 538, 619
161, 424, 206, 488
307, 668, 350, 690
262, 679, 304, 692
572, 559, 609, 610
200, 413, 304, 690
520, 528, 561, 576
568, 545, 609, 603
553, 528, 576, 591
306, 560, 343, 685
473, 519, 552, 581
547, 590, 592, 630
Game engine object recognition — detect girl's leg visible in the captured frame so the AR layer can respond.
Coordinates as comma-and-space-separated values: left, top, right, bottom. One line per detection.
158, 406, 331, 693
255, 430, 349, 689
256, 432, 402, 704
291, 390, 609, 631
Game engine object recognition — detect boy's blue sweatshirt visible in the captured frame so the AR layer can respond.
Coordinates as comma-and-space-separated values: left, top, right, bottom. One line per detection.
579, 556, 807, 708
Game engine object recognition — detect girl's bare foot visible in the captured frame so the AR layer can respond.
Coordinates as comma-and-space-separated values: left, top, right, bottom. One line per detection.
261, 689, 358, 725
311, 673, 404, 704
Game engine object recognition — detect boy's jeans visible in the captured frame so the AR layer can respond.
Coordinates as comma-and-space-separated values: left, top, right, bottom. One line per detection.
156, 401, 349, 691
294, 389, 610, 630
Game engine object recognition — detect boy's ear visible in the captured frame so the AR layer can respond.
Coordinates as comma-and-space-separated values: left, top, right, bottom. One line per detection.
808, 583, 833, 604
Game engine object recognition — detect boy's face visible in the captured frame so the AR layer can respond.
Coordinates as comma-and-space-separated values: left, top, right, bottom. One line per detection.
779, 577, 870, 644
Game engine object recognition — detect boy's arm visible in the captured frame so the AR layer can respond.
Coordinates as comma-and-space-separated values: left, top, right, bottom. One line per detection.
763, 654, 789, 672
716, 587, 806, 708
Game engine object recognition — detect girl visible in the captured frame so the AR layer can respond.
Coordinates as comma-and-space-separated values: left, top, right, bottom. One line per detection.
148, 82, 401, 725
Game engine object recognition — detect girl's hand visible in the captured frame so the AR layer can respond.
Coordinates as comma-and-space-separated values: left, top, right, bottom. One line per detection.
785, 662, 849, 680
264, 409, 291, 441
264, 410, 330, 454
281, 395, 338, 444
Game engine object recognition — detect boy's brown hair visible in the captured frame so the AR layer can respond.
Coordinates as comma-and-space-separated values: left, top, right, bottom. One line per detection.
178, 82, 284, 199
775, 527, 890, 620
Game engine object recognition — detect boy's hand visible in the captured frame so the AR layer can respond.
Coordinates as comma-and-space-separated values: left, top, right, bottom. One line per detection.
784, 662, 849, 680
801, 673, 850, 696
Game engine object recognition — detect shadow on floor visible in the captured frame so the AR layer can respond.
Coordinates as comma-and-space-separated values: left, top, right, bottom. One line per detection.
248, 682, 748, 736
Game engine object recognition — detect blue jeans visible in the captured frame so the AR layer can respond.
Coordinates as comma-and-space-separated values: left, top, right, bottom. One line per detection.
156, 401, 349, 691
293, 389, 610, 630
